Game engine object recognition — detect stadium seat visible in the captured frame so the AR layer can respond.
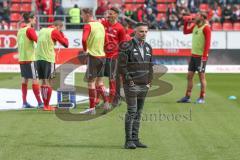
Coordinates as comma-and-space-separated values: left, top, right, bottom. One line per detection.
156, 13, 167, 21
10, 13, 21, 22
212, 22, 222, 31
124, 0, 134, 2
157, 4, 168, 13
135, 0, 145, 2
199, 4, 209, 12
223, 22, 233, 31
21, 4, 32, 12
233, 23, 240, 31
156, 0, 176, 2
11, 0, 21, 2
21, 0, 32, 2
124, 4, 135, 10
10, 3, 21, 12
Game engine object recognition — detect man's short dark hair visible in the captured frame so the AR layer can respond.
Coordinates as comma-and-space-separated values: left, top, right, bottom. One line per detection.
22, 12, 34, 23
109, 7, 120, 14
53, 20, 63, 27
82, 8, 93, 16
200, 12, 208, 20
135, 22, 148, 28
74, 4, 78, 8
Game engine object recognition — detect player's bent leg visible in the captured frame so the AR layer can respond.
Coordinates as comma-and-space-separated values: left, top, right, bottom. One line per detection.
96, 77, 110, 110
32, 79, 43, 108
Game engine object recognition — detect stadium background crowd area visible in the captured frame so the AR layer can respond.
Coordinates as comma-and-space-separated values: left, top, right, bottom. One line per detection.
1, 0, 240, 31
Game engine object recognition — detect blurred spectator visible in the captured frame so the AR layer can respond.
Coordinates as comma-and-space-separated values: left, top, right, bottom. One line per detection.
0, 3, 4, 21
145, 0, 158, 15
177, 13, 184, 30
0, 20, 10, 30
232, 5, 240, 22
177, 0, 188, 8
188, 0, 200, 13
68, 4, 81, 29
36, 0, 53, 25
54, 1, 65, 21
209, 2, 222, 22
124, 8, 134, 19
219, 0, 239, 6
177, 3, 190, 16
145, 7, 158, 29
168, 12, 179, 30
95, 0, 108, 17
0, 1, 9, 22
221, 4, 233, 23
36, 0, 48, 15
200, 0, 208, 3
158, 16, 169, 30
135, 5, 146, 22
168, 3, 178, 14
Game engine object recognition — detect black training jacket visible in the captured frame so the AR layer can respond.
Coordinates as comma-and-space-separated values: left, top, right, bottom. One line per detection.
118, 38, 154, 85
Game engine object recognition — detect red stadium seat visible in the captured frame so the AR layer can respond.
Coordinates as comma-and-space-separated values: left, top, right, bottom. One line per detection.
223, 22, 233, 31
157, 4, 168, 13
199, 4, 209, 12
10, 3, 21, 12
11, 0, 21, 2
124, 0, 134, 2
156, 13, 167, 21
233, 23, 240, 31
212, 22, 222, 31
156, 0, 176, 2
21, 0, 32, 2
124, 4, 135, 10
124, 4, 141, 10
135, 0, 145, 2
10, 13, 21, 22
21, 4, 32, 12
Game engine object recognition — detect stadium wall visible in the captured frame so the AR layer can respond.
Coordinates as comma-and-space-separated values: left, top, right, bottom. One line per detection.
0, 30, 240, 73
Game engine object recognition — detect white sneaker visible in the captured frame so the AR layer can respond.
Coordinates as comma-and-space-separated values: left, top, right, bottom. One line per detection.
195, 98, 205, 104
80, 108, 96, 115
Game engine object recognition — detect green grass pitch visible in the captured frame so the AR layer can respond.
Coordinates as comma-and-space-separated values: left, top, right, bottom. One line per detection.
0, 73, 240, 160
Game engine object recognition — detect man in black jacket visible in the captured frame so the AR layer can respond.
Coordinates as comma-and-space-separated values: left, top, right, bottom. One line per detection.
119, 22, 153, 149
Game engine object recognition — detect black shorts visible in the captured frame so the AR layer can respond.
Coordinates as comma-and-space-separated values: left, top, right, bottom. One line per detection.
104, 58, 118, 79
20, 62, 38, 79
188, 56, 207, 73
36, 60, 55, 79
85, 55, 105, 80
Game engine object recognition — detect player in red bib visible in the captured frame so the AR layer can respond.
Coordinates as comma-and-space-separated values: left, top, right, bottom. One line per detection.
17, 13, 43, 108
100, 7, 126, 106
177, 13, 211, 104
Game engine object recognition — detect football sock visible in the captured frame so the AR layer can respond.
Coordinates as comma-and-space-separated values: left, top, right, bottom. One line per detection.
89, 88, 96, 108
32, 84, 42, 104
21, 83, 28, 104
